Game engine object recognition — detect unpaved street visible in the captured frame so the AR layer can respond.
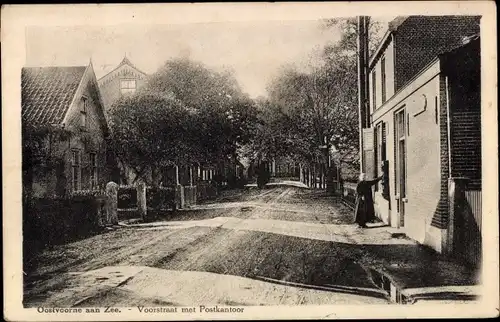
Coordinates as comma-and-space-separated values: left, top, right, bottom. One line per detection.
24, 186, 410, 307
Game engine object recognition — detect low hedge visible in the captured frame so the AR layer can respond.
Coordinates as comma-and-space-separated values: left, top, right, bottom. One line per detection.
23, 193, 106, 250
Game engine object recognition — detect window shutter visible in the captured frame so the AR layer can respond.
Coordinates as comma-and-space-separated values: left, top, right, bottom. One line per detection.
381, 122, 387, 160
382, 122, 386, 144
362, 128, 376, 179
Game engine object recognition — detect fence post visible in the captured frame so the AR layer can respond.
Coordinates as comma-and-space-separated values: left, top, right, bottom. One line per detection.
137, 181, 147, 220
175, 183, 185, 210
105, 181, 119, 225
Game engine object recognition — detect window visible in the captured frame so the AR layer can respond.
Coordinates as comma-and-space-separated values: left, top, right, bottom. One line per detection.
71, 150, 81, 191
381, 56, 387, 103
372, 71, 377, 110
120, 79, 136, 95
81, 97, 88, 128
89, 153, 98, 189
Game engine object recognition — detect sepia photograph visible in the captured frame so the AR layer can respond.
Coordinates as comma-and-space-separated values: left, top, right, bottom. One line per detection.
2, 2, 498, 320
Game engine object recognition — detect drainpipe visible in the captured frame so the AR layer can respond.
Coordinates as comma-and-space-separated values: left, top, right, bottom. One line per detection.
357, 16, 371, 173
445, 76, 452, 177
357, 16, 366, 173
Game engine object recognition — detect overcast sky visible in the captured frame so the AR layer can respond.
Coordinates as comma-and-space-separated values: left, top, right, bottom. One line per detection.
25, 18, 392, 98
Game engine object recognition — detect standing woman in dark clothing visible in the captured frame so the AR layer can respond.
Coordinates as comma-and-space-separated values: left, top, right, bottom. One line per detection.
354, 173, 383, 228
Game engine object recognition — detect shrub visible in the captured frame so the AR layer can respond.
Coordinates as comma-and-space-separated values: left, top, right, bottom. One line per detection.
23, 192, 106, 256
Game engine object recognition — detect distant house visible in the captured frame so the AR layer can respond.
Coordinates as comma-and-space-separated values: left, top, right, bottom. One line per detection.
361, 16, 481, 266
97, 56, 148, 111
22, 62, 112, 197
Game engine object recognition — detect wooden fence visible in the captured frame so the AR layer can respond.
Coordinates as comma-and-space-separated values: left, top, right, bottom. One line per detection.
340, 182, 357, 209
465, 190, 482, 232
463, 189, 482, 268
197, 182, 218, 201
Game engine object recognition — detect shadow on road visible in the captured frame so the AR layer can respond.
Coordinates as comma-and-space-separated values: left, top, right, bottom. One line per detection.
153, 228, 479, 301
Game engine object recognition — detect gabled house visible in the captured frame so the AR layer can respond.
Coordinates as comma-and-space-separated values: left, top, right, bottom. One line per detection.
98, 56, 148, 111
97, 56, 149, 185
361, 16, 482, 266
22, 62, 112, 197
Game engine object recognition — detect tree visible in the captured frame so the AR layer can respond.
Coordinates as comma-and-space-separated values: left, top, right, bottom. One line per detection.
321, 17, 384, 56
145, 57, 258, 166
267, 48, 359, 159
250, 38, 360, 191
108, 91, 194, 185
108, 57, 259, 185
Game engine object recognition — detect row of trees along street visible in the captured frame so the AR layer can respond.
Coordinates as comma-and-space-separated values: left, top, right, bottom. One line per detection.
108, 18, 382, 189
247, 18, 382, 187
109, 58, 259, 186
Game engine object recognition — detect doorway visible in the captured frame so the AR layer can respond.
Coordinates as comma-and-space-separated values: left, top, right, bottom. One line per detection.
395, 108, 407, 228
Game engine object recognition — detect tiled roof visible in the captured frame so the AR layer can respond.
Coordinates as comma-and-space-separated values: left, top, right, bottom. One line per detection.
388, 16, 409, 32
22, 66, 86, 125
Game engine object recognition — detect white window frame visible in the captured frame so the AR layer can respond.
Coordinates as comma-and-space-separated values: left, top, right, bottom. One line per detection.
120, 79, 137, 95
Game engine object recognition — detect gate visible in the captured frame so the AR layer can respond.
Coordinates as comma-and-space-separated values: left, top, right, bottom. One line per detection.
116, 184, 176, 220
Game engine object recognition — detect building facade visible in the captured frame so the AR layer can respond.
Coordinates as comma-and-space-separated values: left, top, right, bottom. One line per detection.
362, 16, 481, 266
22, 62, 111, 197
97, 56, 148, 111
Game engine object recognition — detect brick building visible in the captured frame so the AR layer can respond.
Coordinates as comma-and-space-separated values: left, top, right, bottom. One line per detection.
361, 16, 481, 266
22, 62, 111, 197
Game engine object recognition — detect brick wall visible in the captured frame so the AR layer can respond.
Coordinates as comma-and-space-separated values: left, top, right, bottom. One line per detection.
449, 111, 481, 188
394, 16, 480, 92
430, 75, 451, 229
446, 39, 482, 190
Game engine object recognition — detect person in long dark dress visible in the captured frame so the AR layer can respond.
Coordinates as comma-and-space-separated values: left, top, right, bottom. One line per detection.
354, 173, 383, 228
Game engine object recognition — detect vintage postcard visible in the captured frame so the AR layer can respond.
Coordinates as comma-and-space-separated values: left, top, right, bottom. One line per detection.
2, 2, 498, 320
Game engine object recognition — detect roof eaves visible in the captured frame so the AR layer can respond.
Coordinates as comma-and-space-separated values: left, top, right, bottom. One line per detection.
368, 16, 409, 69
97, 60, 148, 82
88, 62, 111, 135
61, 64, 89, 125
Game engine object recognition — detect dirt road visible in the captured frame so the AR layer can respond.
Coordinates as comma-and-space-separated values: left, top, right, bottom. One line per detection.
24, 186, 396, 307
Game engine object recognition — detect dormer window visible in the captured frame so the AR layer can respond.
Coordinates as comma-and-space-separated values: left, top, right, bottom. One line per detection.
120, 79, 136, 95
81, 97, 87, 128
